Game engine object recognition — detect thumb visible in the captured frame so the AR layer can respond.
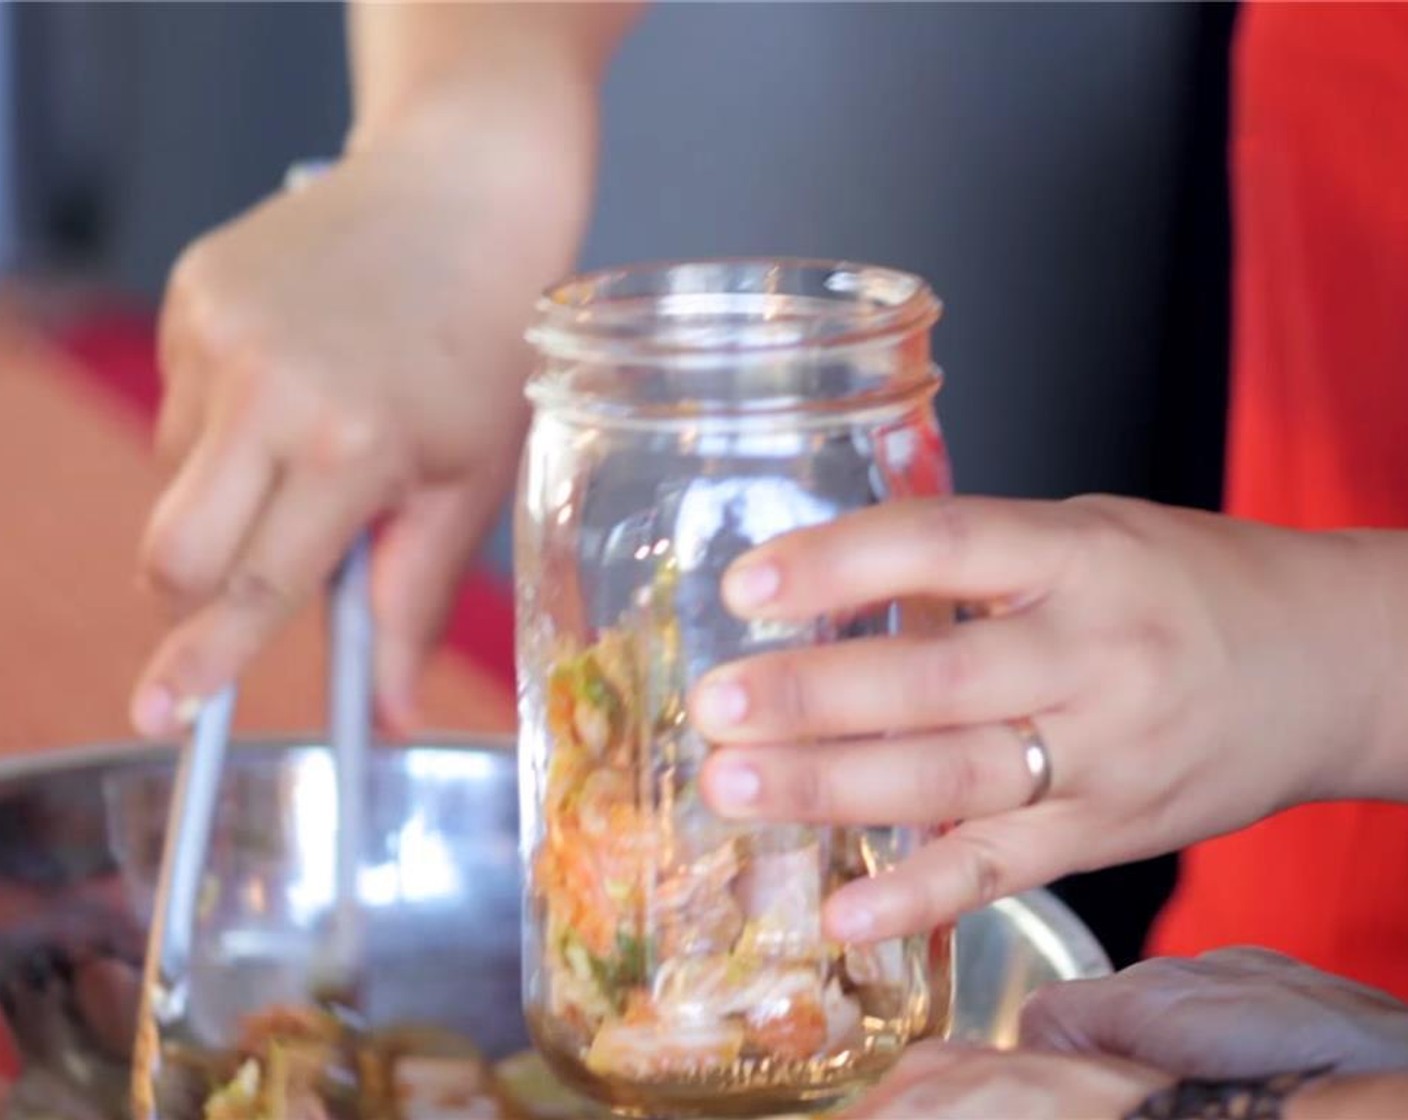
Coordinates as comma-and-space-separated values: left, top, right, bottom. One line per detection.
370, 479, 504, 735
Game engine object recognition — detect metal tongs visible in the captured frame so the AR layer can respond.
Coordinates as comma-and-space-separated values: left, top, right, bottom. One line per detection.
141, 531, 374, 1025
142, 162, 372, 1025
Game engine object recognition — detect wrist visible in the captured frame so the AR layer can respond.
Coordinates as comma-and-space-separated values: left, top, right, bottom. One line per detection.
1327, 530, 1408, 802
337, 3, 634, 282
343, 3, 616, 178
345, 62, 598, 206
323, 68, 597, 325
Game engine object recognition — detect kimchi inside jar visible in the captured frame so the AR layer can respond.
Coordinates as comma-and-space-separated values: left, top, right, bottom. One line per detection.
516, 260, 955, 1117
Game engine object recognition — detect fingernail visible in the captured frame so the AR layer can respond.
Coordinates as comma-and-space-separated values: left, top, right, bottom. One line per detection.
828, 904, 876, 942
174, 696, 202, 728
708, 759, 761, 810
130, 687, 175, 738
724, 560, 781, 611
693, 679, 749, 728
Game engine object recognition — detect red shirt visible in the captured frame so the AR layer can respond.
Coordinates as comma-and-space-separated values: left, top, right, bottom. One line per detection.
1151, 2, 1408, 994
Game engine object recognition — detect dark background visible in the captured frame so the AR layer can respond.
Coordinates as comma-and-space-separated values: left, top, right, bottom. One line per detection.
3, 1, 1240, 967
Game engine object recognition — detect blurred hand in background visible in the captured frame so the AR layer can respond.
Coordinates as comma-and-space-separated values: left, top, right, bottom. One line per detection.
132, 2, 640, 737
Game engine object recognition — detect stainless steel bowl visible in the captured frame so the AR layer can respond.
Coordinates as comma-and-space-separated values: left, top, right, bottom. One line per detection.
0, 738, 1110, 1118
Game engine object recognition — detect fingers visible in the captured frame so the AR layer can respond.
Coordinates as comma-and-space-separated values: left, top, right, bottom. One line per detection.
835, 1040, 977, 1119
700, 722, 1042, 827
1018, 955, 1327, 1080
1020, 975, 1141, 1057
370, 480, 504, 734
837, 1041, 1166, 1120
690, 610, 1071, 744
152, 341, 206, 469
131, 464, 396, 737
152, 262, 208, 467
719, 497, 1078, 621
821, 810, 1077, 941
140, 422, 277, 610
1020, 960, 1233, 1072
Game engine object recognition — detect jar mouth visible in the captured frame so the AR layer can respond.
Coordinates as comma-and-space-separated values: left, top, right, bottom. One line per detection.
526, 259, 942, 422
530, 258, 940, 359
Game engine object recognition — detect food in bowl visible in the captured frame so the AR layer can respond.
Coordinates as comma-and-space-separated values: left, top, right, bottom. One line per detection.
167, 1006, 520, 1120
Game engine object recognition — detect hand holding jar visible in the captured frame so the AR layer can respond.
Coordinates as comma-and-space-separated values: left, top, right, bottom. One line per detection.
689, 495, 1408, 942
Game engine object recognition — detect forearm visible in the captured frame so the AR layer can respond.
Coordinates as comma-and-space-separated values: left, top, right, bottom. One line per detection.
336, 1, 644, 310
346, 0, 642, 154
1337, 529, 1408, 802
1235, 524, 1408, 808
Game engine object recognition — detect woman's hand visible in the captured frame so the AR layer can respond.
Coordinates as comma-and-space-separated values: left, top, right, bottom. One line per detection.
131, 3, 633, 737
838, 1040, 1167, 1119
687, 495, 1401, 940
1022, 947, 1408, 1078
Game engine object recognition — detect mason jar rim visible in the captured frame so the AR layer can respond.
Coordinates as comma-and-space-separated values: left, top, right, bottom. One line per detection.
524, 258, 942, 425
527, 258, 941, 362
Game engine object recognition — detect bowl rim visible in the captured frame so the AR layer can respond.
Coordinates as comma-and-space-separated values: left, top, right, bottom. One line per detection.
0, 732, 517, 782
0, 733, 1111, 982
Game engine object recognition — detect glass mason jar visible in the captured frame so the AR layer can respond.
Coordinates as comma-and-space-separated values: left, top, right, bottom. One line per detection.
516, 260, 955, 1118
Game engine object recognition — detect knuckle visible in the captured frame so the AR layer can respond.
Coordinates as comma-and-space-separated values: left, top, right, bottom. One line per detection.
1201, 945, 1296, 971
142, 526, 215, 603
1062, 498, 1168, 595
915, 497, 975, 567
1127, 619, 1180, 684
166, 248, 243, 357
784, 755, 830, 819
1118, 956, 1206, 991
1122, 956, 1182, 981
1094, 619, 1177, 714
297, 408, 398, 476
903, 736, 977, 822
164, 241, 210, 307
223, 568, 299, 622
920, 634, 982, 699
766, 655, 816, 733
930, 739, 983, 816
152, 639, 216, 697
954, 831, 1010, 909
1066, 496, 1139, 565
220, 339, 284, 403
